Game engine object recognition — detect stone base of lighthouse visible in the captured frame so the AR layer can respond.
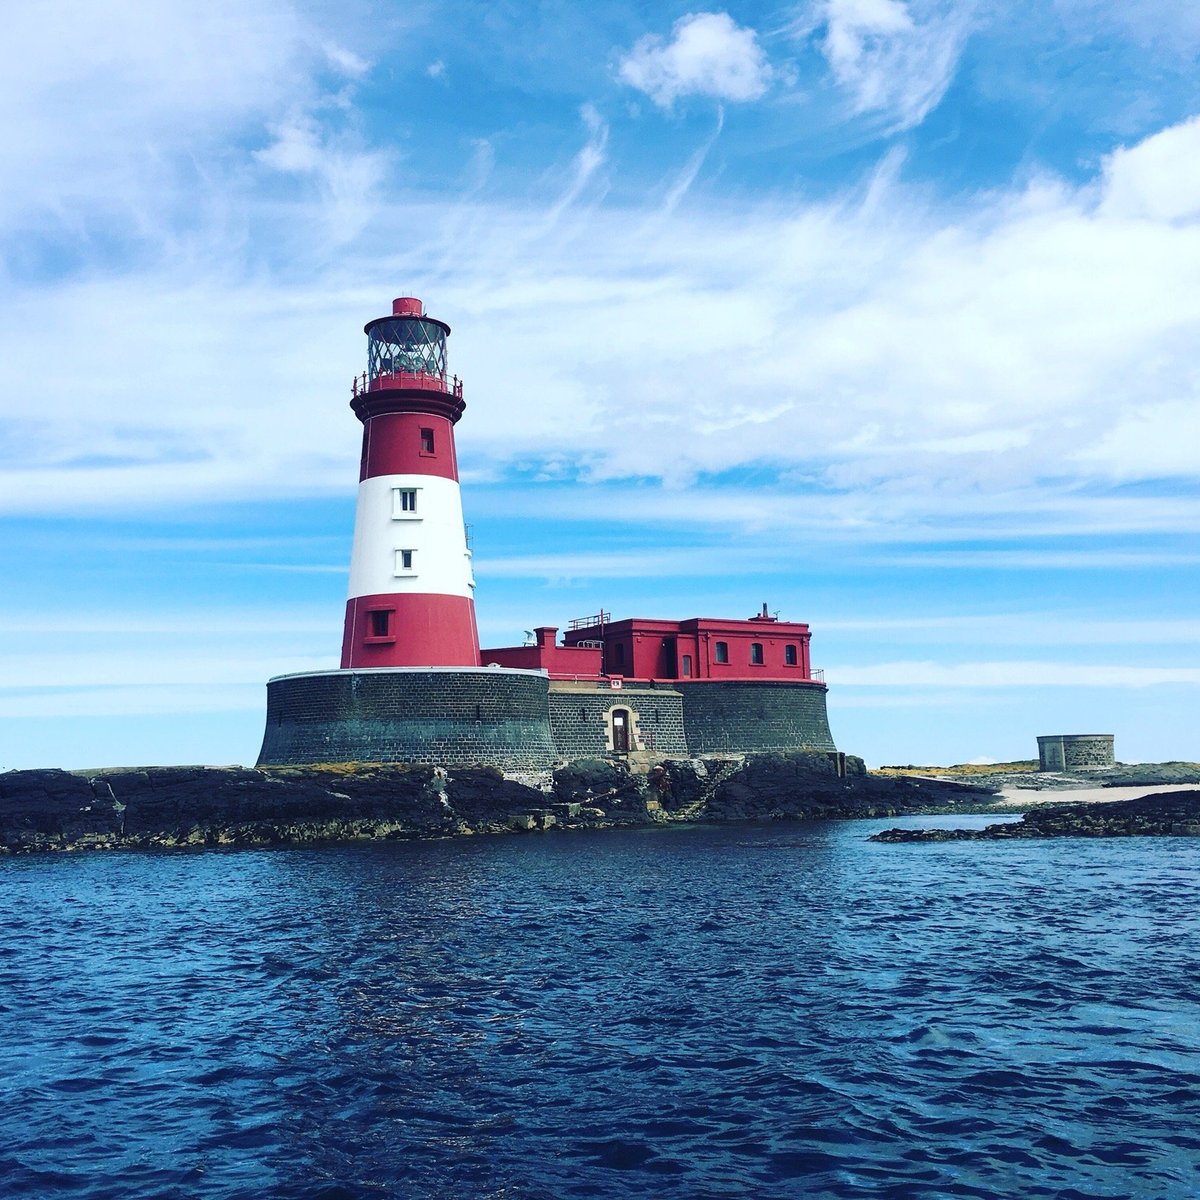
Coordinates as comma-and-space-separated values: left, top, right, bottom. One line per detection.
257, 669, 838, 771
257, 668, 558, 773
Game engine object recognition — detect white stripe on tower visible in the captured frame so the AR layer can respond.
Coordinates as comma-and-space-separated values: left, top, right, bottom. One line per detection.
340, 298, 481, 669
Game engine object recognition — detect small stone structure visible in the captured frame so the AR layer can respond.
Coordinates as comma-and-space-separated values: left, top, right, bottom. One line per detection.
1037, 734, 1115, 773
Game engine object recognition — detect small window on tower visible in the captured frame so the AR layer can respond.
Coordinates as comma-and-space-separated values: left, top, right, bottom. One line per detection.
681, 654, 693, 677
393, 488, 419, 517
420, 428, 435, 454
785, 644, 798, 666
395, 549, 416, 574
715, 641, 729, 664
368, 609, 392, 638
750, 643, 764, 665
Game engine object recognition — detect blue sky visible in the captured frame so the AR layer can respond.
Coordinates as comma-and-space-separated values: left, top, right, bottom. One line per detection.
3, 0, 1199, 770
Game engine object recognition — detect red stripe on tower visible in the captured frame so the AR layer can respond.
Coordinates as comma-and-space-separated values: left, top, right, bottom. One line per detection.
340, 297, 480, 669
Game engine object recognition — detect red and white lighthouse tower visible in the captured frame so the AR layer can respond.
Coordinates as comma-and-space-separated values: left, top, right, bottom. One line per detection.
340, 297, 480, 668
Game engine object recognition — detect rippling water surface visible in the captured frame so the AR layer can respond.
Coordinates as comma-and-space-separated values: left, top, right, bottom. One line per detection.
2, 817, 1198, 1198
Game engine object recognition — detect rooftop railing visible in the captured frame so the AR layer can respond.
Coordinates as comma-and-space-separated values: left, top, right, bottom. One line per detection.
351, 371, 463, 399
568, 610, 610, 632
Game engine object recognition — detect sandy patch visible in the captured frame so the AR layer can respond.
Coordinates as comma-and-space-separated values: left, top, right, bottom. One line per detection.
991, 783, 1200, 809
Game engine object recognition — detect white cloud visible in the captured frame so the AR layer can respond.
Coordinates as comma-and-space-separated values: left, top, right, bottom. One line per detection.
545, 104, 610, 222
0, 685, 270, 720
1099, 115, 1200, 221
254, 117, 390, 245
619, 12, 773, 108
0, 0, 376, 246
813, 0, 969, 130
1052, 0, 1200, 55
817, 614, 1200, 646
3, 84, 1200, 552
1073, 400, 1200, 480
830, 661, 1200, 687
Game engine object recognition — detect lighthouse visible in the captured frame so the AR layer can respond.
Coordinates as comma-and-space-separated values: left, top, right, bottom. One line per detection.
340, 297, 480, 668
258, 296, 836, 772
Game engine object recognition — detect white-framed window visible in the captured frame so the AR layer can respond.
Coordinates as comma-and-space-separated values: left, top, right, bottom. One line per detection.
392, 487, 421, 519
394, 549, 416, 575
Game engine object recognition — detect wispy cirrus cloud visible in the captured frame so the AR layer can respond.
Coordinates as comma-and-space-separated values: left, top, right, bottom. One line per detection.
254, 117, 391, 246
7, 98, 1200, 549
0, 0, 386, 258
545, 104, 610, 223
801, 0, 971, 131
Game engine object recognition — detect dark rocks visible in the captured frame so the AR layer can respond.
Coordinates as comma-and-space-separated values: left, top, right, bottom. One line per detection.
871, 827, 986, 843
550, 757, 655, 821
552, 757, 637, 804
1101, 763, 1200, 788
871, 789, 1200, 843
646, 757, 733, 813
0, 751, 1002, 854
0, 764, 523, 852
0, 769, 124, 848
701, 752, 991, 823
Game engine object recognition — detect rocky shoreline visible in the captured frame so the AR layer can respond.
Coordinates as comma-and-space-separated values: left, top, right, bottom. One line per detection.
0, 752, 993, 854
876, 759, 1200, 791
871, 789, 1200, 842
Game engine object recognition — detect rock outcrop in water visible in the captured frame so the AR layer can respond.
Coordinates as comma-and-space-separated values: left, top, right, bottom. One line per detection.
0, 753, 995, 853
871, 790, 1200, 843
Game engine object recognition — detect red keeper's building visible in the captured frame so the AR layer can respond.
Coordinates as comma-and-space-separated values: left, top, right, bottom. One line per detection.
480, 606, 818, 686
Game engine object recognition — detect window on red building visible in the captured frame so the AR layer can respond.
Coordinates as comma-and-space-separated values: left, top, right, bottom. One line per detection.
715, 641, 729, 663
682, 654, 692, 677
750, 643, 764, 665
785, 644, 798, 665
369, 610, 392, 638
420, 428, 435, 453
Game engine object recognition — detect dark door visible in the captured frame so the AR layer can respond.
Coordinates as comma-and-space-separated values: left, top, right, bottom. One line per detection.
612, 709, 630, 753
663, 637, 678, 677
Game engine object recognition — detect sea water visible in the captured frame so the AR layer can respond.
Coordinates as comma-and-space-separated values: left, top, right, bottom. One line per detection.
1, 816, 1197, 1199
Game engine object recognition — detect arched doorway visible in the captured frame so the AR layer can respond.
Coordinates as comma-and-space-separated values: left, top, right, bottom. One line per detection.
611, 708, 631, 753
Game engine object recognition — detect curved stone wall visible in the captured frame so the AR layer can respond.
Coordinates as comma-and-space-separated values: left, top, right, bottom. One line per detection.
676, 680, 836, 755
1037, 734, 1115, 773
258, 668, 557, 772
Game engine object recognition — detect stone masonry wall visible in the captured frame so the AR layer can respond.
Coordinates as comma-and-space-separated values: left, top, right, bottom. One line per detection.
548, 686, 688, 760
258, 671, 835, 771
258, 668, 557, 772
677, 680, 836, 755
1037, 734, 1115, 773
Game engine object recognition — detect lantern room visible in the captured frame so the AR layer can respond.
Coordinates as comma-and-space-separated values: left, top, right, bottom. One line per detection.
364, 297, 451, 392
